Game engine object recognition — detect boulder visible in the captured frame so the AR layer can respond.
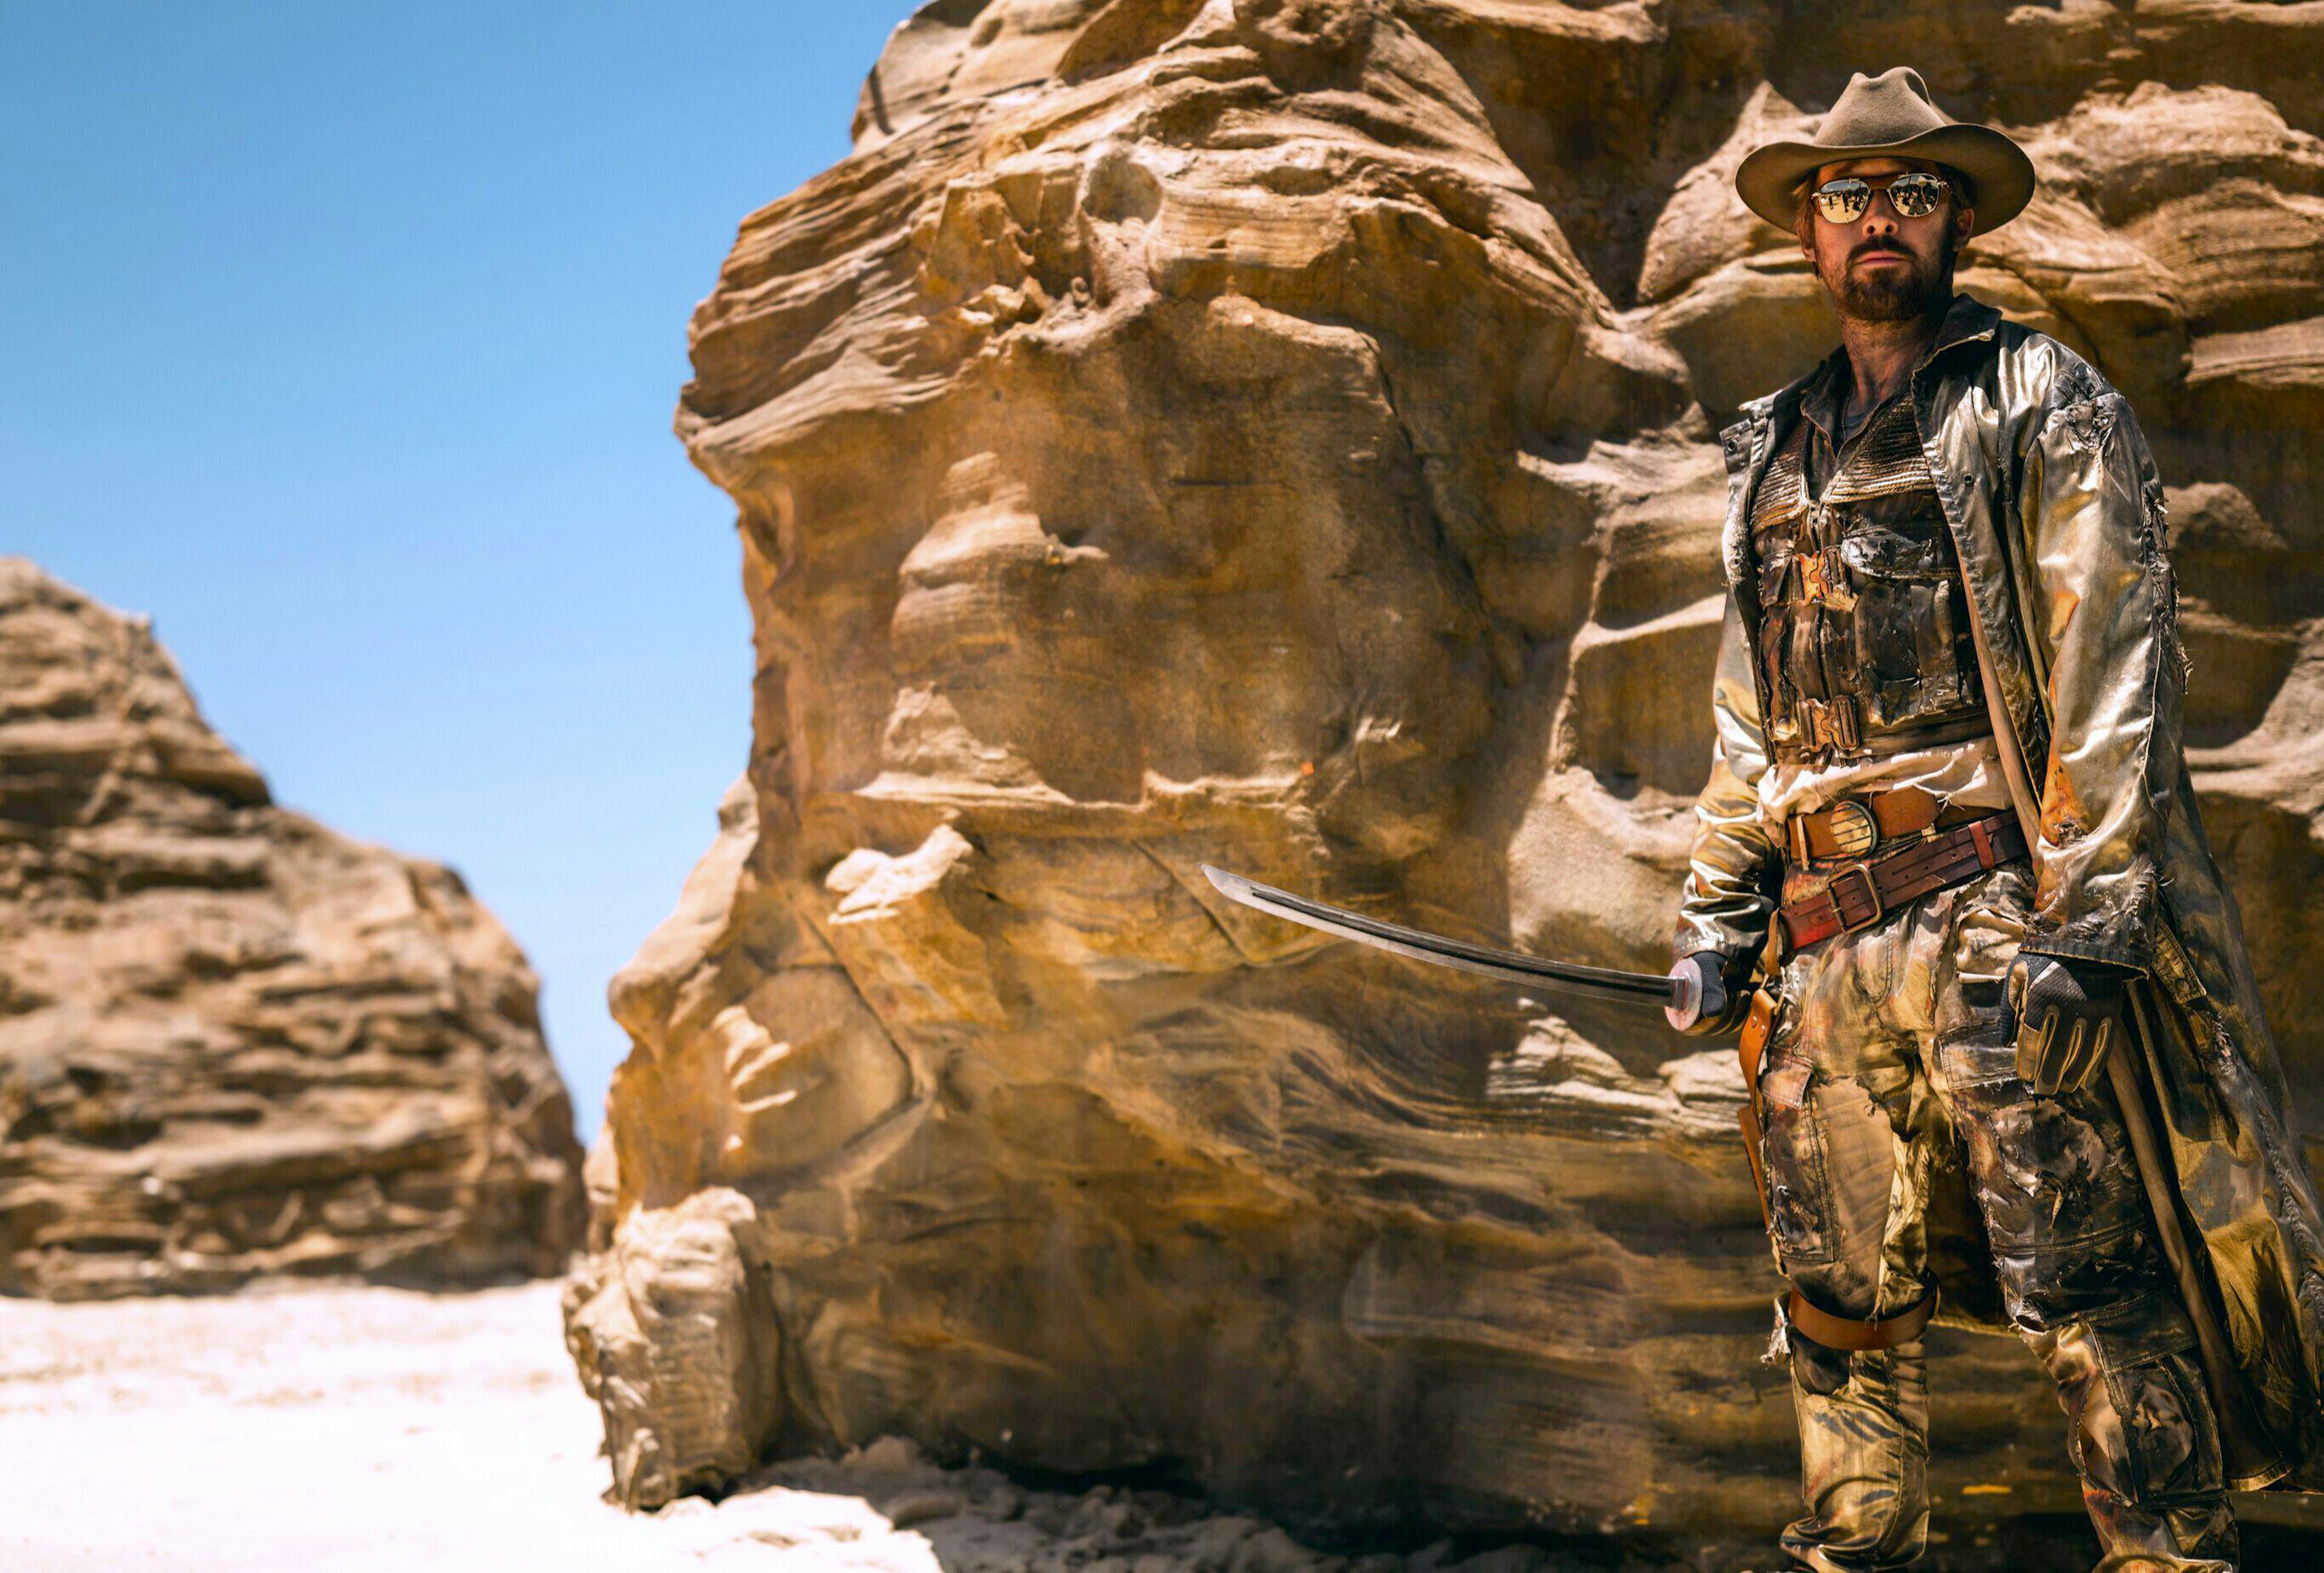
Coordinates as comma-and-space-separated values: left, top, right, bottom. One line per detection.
0, 560, 585, 1298
569, 1, 2324, 1558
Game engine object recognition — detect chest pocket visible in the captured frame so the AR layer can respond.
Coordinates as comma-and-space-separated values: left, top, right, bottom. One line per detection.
1748, 401, 1988, 757
1841, 525, 1977, 715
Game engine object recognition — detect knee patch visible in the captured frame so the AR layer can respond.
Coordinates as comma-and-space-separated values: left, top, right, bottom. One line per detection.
1778, 1295, 1857, 1397
1791, 1327, 1854, 1397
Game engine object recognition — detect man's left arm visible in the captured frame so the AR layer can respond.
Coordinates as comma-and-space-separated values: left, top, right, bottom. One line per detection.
2009, 378, 2187, 1090
2017, 378, 2186, 970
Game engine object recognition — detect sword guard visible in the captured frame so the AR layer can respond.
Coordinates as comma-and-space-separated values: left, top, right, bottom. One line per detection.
1666, 959, 1704, 1030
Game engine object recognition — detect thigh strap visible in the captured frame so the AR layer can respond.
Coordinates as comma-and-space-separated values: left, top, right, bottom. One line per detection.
1738, 993, 1938, 1353
1788, 1284, 1940, 1352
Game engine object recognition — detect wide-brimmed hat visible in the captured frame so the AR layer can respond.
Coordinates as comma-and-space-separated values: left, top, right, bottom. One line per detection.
1736, 67, 2036, 237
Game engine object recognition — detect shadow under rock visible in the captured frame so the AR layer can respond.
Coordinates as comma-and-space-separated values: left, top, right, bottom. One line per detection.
704, 1438, 2324, 1573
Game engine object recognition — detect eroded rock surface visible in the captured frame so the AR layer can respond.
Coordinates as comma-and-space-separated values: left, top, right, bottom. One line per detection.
0, 560, 584, 1298
571, 0, 2324, 1555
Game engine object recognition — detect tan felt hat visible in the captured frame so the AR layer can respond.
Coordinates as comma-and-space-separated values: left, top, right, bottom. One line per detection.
1735, 67, 2036, 237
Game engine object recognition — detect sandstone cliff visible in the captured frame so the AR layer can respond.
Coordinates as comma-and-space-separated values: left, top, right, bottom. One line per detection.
0, 560, 584, 1299
568, 0, 2324, 1555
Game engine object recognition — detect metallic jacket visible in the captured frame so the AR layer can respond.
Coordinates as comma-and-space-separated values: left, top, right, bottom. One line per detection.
1678, 291, 2324, 1491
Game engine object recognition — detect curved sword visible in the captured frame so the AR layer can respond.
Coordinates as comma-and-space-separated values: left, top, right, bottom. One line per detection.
1198, 863, 1679, 1010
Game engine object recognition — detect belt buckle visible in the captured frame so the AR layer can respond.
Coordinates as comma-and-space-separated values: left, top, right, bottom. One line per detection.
1827, 861, 1885, 935
1802, 700, 1834, 754
1823, 797, 1880, 858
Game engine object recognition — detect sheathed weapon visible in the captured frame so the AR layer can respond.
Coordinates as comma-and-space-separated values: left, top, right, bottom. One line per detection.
1198, 863, 1680, 1010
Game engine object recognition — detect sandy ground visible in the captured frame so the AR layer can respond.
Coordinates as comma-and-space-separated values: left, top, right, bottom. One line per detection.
0, 1281, 1629, 1573
10, 1281, 2317, 1572
1, 1281, 710, 1571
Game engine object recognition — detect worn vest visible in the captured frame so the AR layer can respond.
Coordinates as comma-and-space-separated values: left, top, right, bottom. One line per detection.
1748, 393, 1991, 765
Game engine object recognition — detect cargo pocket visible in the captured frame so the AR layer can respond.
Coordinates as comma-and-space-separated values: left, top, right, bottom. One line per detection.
2089, 1299, 2226, 1507
1760, 1052, 1837, 1269
1934, 869, 2031, 1049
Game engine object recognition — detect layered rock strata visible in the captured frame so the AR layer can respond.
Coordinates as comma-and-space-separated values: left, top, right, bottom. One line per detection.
0, 560, 584, 1299
570, 0, 2324, 1556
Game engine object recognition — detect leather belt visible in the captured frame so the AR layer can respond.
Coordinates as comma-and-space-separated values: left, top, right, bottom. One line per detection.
1781, 810, 2027, 948
1785, 784, 1992, 862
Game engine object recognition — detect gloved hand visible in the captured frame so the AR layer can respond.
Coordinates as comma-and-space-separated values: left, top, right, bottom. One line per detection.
1666, 951, 1747, 1036
2011, 953, 2132, 1096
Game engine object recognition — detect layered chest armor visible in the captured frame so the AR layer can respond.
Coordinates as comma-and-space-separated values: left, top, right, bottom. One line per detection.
1748, 396, 1991, 764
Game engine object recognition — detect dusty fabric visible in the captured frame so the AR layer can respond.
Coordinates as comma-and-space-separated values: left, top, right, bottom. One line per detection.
1747, 362, 2012, 827
1677, 292, 2324, 1494
1755, 735, 2011, 828
1761, 864, 2236, 1570
1747, 373, 1991, 764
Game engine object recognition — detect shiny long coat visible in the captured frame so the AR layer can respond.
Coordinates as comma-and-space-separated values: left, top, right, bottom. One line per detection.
1676, 291, 2324, 1491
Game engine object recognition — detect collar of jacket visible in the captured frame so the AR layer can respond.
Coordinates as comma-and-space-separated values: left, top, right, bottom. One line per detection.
1719, 292, 2002, 459
1799, 294, 2003, 441
1715, 291, 2003, 602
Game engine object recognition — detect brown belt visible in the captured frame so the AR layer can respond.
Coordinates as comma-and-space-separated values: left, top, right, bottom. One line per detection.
1785, 784, 1991, 862
1779, 810, 2027, 948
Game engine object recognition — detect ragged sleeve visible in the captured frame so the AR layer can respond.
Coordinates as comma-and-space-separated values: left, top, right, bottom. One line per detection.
1675, 598, 1782, 973
2014, 378, 2185, 970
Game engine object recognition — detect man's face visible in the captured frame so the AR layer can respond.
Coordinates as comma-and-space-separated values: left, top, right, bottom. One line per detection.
1801, 156, 1974, 323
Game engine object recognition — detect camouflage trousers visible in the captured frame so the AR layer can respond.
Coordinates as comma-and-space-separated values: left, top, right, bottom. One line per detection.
1756, 862, 2237, 1572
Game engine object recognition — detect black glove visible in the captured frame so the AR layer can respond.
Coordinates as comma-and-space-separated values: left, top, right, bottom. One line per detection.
2011, 953, 2132, 1096
1666, 951, 1748, 1036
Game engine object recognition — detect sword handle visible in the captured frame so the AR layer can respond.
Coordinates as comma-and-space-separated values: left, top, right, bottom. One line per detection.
1665, 953, 1728, 1032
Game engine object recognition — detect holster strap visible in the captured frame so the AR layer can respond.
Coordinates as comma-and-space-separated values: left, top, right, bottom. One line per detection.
1735, 989, 1776, 1233
1787, 1285, 1940, 1353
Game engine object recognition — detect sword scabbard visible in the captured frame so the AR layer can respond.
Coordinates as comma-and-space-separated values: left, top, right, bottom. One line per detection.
1736, 987, 1777, 1230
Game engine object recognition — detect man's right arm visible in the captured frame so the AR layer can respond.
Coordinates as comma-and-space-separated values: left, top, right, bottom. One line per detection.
1671, 600, 1782, 1034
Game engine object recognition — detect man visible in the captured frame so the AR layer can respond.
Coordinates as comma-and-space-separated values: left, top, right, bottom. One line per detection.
1662, 67, 2324, 1571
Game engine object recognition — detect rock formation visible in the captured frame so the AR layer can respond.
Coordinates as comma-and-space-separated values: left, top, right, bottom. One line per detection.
0, 560, 584, 1298
568, 0, 2324, 1557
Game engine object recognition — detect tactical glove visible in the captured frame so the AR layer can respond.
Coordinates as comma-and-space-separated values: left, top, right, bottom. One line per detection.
1666, 950, 1751, 1036
2011, 953, 2132, 1096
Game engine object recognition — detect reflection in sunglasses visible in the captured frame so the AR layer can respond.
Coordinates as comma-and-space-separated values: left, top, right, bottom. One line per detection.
1812, 172, 1951, 223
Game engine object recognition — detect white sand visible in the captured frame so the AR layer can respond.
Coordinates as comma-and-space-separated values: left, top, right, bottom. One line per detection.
0, 1281, 944, 1572
0, 1281, 1575, 1573
40, 1281, 2322, 1571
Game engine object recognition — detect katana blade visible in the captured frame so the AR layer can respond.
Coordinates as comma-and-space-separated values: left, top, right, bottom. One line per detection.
1198, 863, 1678, 1010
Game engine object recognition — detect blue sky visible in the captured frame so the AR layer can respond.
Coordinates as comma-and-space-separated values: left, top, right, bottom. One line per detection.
2, 3, 914, 1136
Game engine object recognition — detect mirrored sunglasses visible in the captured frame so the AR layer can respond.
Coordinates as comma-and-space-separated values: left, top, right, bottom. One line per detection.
1811, 172, 1951, 223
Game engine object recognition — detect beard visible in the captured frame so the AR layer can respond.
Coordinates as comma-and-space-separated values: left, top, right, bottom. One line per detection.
1824, 228, 1957, 322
